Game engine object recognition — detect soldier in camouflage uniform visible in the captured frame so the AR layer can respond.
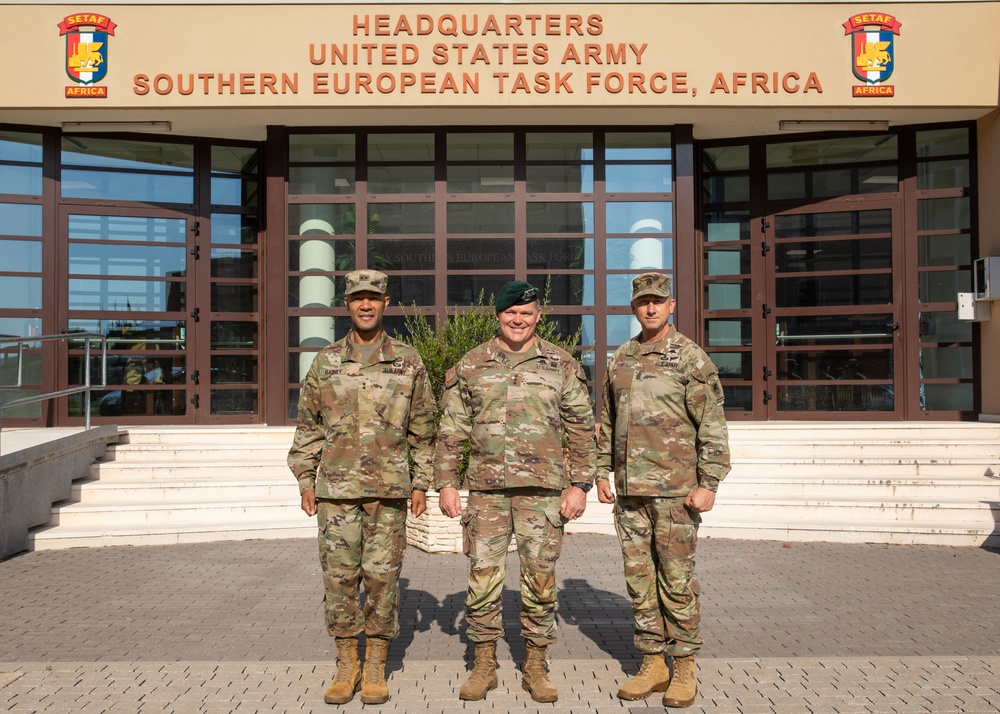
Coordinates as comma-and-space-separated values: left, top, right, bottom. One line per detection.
435, 281, 597, 703
596, 272, 731, 709
287, 270, 436, 707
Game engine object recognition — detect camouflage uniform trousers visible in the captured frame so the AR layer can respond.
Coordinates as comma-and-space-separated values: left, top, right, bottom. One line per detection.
317, 498, 407, 640
614, 495, 703, 657
462, 488, 566, 647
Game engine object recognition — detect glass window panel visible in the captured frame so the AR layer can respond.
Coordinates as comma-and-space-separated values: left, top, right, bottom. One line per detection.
917, 197, 970, 231
386, 275, 435, 306
528, 274, 594, 306
447, 165, 515, 193
61, 137, 194, 171
368, 203, 434, 234
288, 315, 354, 352
703, 145, 748, 172
527, 202, 594, 234
211, 356, 257, 384
711, 352, 752, 380
776, 274, 892, 307
776, 314, 893, 345
705, 246, 750, 275
526, 132, 593, 161
86, 388, 187, 418
778, 350, 892, 380
447, 274, 513, 305
922, 383, 973, 411
607, 237, 673, 271
289, 239, 355, 272
918, 269, 971, 303
289, 134, 355, 163
722, 385, 752, 411
526, 165, 593, 193
606, 132, 671, 161
768, 167, 897, 201
917, 159, 970, 190
766, 135, 897, 168
0, 165, 42, 195
0, 277, 42, 309
211, 176, 258, 207
289, 166, 355, 195
607, 314, 639, 346
288, 204, 360, 236
68, 214, 187, 243
705, 212, 750, 242
211, 248, 257, 279
606, 164, 672, 193
607, 272, 664, 306
702, 175, 750, 203
369, 238, 435, 271
705, 280, 751, 310
919, 311, 971, 343
776, 238, 892, 273
210, 388, 257, 414
705, 318, 751, 347
61, 169, 194, 203
527, 238, 593, 270
447, 202, 514, 234
0, 317, 42, 338
447, 238, 514, 269
920, 346, 972, 379
916, 128, 969, 158
777, 384, 892, 412
211, 284, 257, 312
0, 203, 43, 237
774, 209, 890, 238
368, 166, 435, 194
68, 320, 185, 349
211, 213, 258, 246
69, 244, 186, 277
0, 349, 41, 382
918, 233, 970, 267
212, 321, 258, 350
0, 131, 43, 162
606, 202, 672, 234
71, 354, 186, 387
1, 388, 42, 417
0, 240, 42, 272
69, 279, 182, 312
212, 145, 258, 174
368, 133, 434, 162
288, 275, 346, 308
447, 133, 514, 161
542, 315, 595, 347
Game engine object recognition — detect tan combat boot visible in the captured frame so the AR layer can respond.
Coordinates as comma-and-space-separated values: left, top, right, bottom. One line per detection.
521, 643, 558, 703
324, 637, 361, 704
617, 653, 671, 700
458, 641, 499, 701
663, 655, 697, 708
360, 637, 390, 705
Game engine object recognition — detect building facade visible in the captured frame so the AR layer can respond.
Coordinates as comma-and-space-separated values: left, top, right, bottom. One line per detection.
2, 1, 999, 427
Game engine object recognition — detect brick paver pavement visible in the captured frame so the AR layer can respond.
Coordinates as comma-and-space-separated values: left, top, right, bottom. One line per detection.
2, 535, 999, 712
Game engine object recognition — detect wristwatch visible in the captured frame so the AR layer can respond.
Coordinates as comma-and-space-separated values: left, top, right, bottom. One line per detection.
571, 482, 593, 493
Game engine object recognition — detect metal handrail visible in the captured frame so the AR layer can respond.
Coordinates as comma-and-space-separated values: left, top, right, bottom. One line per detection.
0, 333, 108, 430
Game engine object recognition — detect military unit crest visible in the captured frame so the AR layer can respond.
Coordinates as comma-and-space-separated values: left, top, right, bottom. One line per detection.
59, 12, 115, 98
844, 12, 900, 97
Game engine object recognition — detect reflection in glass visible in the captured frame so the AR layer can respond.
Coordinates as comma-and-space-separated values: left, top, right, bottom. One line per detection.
526, 166, 593, 193
69, 244, 186, 277
527, 202, 594, 234
447, 165, 515, 193
606, 132, 671, 160
368, 133, 434, 161
918, 311, 971, 342
705, 280, 750, 310
0, 317, 42, 339
774, 209, 890, 238
368, 203, 435, 234
211, 389, 257, 415
778, 350, 891, 380
289, 166, 355, 195
288, 239, 355, 272
68, 319, 186, 349
0, 240, 42, 272
606, 202, 672, 234
447, 133, 514, 161
0, 350, 41, 383
288, 275, 346, 308
922, 383, 972, 411
69, 279, 184, 312
368, 166, 435, 194
62, 169, 194, 203
606, 164, 672, 193
69, 214, 187, 242
62, 136, 194, 170
766, 135, 897, 168
702, 175, 749, 203
607, 314, 638, 346
920, 346, 972, 379
0, 130, 43, 162
710, 352, 751, 380
702, 145, 748, 172
705, 212, 750, 242
917, 159, 969, 190
607, 238, 673, 270
289, 134, 355, 163
211, 248, 257, 279
918, 233, 970, 267
386, 275, 435, 306
527, 239, 592, 270
447, 238, 514, 269
918, 269, 971, 303
447, 202, 515, 233
607, 273, 656, 306
212, 214, 259, 245
916, 128, 968, 158
369, 239, 435, 271
917, 197, 970, 231
212, 321, 257, 349
705, 318, 751, 347
288, 204, 359, 236
705, 246, 749, 275
0, 165, 42, 195
0, 203, 43, 237
212, 176, 258, 207
529, 274, 594, 306
211, 284, 257, 312
776, 238, 891, 273
722, 385, 752, 411
447, 274, 513, 305
526, 132, 593, 161
768, 166, 896, 200
775, 314, 893, 345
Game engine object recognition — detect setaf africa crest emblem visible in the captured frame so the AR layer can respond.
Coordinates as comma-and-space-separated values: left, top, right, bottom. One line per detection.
844, 13, 900, 97
58, 13, 117, 98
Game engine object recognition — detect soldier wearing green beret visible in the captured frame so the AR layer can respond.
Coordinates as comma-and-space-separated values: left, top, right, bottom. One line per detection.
288, 269, 437, 706
435, 280, 597, 703
596, 272, 731, 708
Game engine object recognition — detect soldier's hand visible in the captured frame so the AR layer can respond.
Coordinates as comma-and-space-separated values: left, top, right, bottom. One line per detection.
685, 487, 716, 513
439, 487, 462, 518
410, 490, 427, 518
560, 486, 588, 521
301, 490, 318, 517
596, 480, 616, 504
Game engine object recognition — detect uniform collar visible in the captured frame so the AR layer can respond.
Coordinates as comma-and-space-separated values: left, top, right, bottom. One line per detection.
628, 325, 677, 357
486, 336, 545, 366
343, 332, 393, 363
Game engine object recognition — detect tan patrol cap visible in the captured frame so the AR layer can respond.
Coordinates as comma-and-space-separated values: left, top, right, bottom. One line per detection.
631, 272, 672, 300
344, 269, 388, 296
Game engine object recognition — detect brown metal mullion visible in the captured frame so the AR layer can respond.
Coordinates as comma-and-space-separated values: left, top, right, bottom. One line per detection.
43, 128, 61, 425
263, 124, 289, 425
750, 137, 770, 419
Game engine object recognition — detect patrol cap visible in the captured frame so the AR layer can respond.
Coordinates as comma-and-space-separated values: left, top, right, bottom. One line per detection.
631, 272, 672, 300
344, 269, 388, 296
495, 281, 539, 313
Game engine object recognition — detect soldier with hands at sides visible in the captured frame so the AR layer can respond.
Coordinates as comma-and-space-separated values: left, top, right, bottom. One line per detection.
435, 281, 597, 703
288, 270, 436, 706
597, 272, 731, 708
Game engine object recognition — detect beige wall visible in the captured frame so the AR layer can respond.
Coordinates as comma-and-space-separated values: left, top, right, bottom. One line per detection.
977, 109, 1000, 417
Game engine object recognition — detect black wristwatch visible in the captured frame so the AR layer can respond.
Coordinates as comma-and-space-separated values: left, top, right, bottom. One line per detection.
571, 482, 593, 493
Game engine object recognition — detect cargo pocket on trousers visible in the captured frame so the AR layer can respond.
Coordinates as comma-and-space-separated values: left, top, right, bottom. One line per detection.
544, 507, 568, 531
460, 506, 475, 557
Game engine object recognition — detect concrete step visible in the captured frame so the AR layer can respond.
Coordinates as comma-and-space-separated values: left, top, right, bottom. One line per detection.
89, 460, 289, 480
120, 427, 296, 446
70, 477, 300, 504
728, 457, 997, 479
103, 443, 292, 463
731, 439, 999, 460
50, 497, 304, 527
28, 518, 315, 550
712, 496, 999, 526
727, 422, 1000, 441
721, 474, 1000, 500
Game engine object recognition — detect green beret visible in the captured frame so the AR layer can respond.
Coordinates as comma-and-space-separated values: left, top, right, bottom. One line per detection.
495, 281, 539, 313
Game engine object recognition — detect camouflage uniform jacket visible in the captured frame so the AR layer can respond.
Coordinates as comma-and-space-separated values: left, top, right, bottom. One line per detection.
287, 335, 437, 499
434, 337, 596, 491
597, 327, 731, 497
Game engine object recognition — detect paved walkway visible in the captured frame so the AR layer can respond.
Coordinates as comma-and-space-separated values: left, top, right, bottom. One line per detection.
1, 535, 999, 713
